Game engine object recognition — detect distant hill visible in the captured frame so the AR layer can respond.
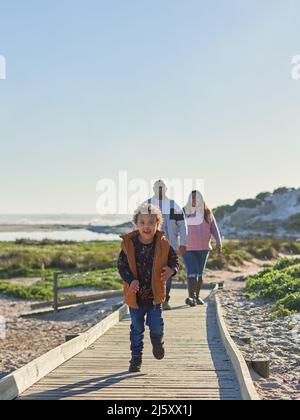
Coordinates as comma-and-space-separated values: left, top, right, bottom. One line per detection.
88, 187, 300, 239
214, 187, 300, 239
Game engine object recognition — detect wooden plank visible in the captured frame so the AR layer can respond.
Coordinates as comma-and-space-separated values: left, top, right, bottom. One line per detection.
31, 290, 123, 311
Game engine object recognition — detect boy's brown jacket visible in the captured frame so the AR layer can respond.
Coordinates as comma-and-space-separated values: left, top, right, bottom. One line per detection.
121, 230, 170, 309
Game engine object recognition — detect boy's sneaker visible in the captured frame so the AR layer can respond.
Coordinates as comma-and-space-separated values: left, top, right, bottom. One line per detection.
196, 297, 205, 305
153, 342, 165, 360
185, 297, 196, 307
129, 356, 142, 373
163, 302, 172, 311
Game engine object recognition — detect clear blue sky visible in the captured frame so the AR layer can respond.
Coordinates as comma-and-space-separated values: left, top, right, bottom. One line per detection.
0, 0, 299, 214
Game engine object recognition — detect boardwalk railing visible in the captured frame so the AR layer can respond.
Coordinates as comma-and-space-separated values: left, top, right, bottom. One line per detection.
214, 295, 260, 400
38, 264, 122, 312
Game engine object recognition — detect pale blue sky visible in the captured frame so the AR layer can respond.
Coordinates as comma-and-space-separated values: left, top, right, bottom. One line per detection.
0, 0, 299, 214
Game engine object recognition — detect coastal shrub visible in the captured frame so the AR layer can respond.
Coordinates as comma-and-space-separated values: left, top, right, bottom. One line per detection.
285, 213, 300, 232
0, 239, 300, 301
246, 259, 300, 317
273, 187, 290, 195
0, 266, 123, 301
256, 192, 271, 201
0, 282, 53, 301
0, 241, 120, 279
232, 198, 262, 210
276, 292, 300, 312
1, 238, 298, 282
59, 269, 122, 291
213, 205, 235, 220
282, 241, 300, 255
271, 305, 295, 318
15, 239, 77, 246
273, 258, 300, 270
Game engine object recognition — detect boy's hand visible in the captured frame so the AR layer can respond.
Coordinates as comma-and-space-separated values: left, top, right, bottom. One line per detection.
130, 280, 140, 293
161, 267, 175, 282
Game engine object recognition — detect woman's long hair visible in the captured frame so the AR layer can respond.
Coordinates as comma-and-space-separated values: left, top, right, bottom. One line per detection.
184, 191, 213, 224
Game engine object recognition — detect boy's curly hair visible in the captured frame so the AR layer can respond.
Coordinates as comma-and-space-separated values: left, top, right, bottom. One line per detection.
133, 204, 164, 229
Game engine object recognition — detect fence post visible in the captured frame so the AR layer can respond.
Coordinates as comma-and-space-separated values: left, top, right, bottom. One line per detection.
41, 261, 45, 283
53, 273, 59, 312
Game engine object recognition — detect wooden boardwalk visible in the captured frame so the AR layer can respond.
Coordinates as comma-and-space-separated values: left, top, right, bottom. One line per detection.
19, 289, 242, 400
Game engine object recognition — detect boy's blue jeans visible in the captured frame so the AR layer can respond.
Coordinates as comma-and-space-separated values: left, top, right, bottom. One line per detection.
129, 304, 164, 357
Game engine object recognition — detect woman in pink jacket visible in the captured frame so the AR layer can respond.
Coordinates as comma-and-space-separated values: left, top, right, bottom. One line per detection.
183, 191, 222, 306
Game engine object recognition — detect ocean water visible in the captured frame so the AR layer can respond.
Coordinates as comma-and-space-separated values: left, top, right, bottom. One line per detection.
0, 214, 130, 226
0, 214, 128, 242
0, 230, 121, 242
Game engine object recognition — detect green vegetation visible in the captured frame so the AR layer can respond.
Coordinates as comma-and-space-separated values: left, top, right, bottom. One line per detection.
0, 268, 122, 301
246, 258, 300, 317
273, 187, 293, 195
59, 268, 122, 291
256, 192, 271, 201
208, 238, 300, 270
0, 240, 122, 301
243, 214, 300, 235
0, 282, 54, 301
0, 240, 120, 279
213, 205, 235, 220
214, 198, 263, 219
285, 213, 300, 232
232, 198, 262, 210
0, 238, 299, 301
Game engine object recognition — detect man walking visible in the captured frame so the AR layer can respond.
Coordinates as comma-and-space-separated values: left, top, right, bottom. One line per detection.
147, 180, 187, 310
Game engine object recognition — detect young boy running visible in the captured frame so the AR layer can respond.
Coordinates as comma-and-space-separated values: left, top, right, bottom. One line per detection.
118, 204, 179, 373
